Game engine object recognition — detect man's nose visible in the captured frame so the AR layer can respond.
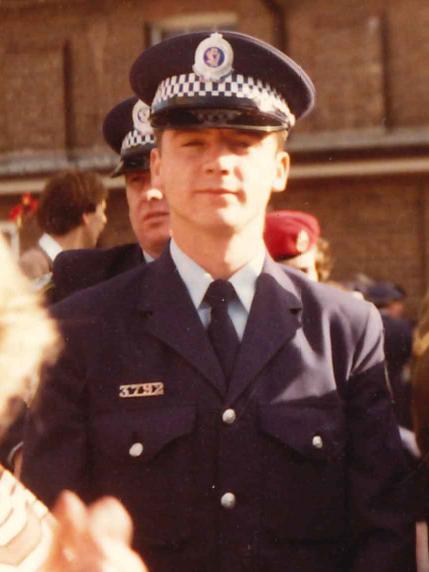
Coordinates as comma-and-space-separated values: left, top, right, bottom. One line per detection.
144, 188, 164, 202
203, 145, 236, 175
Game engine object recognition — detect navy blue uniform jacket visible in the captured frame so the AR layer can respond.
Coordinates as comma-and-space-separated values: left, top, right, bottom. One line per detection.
52, 242, 144, 302
22, 250, 416, 571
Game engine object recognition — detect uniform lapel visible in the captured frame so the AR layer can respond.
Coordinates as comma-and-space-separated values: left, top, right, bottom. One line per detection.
228, 256, 303, 404
119, 243, 145, 273
137, 250, 226, 396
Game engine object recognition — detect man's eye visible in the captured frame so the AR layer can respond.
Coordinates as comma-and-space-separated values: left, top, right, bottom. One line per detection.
232, 139, 253, 150
182, 139, 203, 147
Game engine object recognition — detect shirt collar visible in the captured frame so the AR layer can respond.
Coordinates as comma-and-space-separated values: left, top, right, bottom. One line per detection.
142, 249, 155, 263
38, 233, 63, 262
169, 239, 265, 312
229, 249, 265, 312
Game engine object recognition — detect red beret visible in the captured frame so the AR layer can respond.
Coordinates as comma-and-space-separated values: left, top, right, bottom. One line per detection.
264, 210, 320, 259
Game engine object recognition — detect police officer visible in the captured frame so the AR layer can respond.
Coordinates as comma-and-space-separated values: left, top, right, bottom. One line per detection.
52, 97, 170, 301
22, 31, 416, 571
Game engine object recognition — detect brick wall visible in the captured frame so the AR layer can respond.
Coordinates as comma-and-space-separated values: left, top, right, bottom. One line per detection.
271, 171, 429, 317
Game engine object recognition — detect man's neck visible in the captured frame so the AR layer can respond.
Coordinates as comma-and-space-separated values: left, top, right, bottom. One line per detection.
52, 228, 89, 251
172, 220, 266, 280
140, 243, 166, 260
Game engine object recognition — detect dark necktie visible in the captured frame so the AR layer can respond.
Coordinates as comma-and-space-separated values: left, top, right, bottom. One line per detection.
204, 279, 240, 381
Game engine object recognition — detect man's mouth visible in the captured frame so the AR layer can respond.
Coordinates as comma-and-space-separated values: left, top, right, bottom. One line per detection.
196, 188, 238, 196
143, 211, 169, 222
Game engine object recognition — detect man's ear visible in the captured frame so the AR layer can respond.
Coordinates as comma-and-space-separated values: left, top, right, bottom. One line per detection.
82, 212, 91, 226
150, 148, 162, 188
272, 151, 290, 194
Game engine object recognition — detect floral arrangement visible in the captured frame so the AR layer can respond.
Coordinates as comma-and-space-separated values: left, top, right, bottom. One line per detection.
8, 193, 38, 229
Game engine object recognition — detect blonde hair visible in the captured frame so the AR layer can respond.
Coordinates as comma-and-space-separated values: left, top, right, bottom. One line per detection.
0, 235, 58, 436
315, 237, 334, 283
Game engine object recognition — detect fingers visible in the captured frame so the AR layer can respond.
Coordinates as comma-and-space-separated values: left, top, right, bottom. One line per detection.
86, 496, 134, 544
45, 491, 147, 572
48, 490, 102, 571
52, 490, 88, 531
93, 538, 148, 572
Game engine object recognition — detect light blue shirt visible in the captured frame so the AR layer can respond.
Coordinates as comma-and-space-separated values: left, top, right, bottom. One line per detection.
170, 239, 265, 340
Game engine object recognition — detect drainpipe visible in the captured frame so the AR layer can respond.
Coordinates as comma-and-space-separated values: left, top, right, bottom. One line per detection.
260, 0, 286, 50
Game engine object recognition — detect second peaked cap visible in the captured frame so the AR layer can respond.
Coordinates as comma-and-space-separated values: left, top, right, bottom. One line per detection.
130, 31, 315, 132
103, 96, 155, 176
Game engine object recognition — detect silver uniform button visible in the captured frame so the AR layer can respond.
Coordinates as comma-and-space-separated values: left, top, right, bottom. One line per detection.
222, 408, 236, 425
129, 442, 144, 457
220, 492, 236, 509
312, 435, 323, 449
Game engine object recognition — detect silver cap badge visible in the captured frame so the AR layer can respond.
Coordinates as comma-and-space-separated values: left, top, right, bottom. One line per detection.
193, 32, 234, 82
132, 100, 152, 135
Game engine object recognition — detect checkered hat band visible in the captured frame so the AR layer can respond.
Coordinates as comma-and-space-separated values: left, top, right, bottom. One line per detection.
121, 129, 155, 153
153, 73, 295, 127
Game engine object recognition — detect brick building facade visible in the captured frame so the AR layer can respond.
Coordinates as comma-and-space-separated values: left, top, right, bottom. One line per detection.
0, 0, 428, 314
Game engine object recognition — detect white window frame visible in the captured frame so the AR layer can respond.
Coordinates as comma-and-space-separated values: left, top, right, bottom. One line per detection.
147, 12, 238, 46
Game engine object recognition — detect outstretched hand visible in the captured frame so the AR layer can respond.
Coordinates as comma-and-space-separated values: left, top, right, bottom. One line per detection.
45, 490, 148, 572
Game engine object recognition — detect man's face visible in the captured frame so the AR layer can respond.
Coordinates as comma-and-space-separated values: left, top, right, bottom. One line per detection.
125, 171, 170, 257
84, 199, 108, 247
387, 300, 405, 319
151, 128, 289, 237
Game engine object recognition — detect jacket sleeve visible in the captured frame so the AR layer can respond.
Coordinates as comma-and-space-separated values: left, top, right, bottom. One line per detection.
21, 313, 92, 507
346, 303, 416, 571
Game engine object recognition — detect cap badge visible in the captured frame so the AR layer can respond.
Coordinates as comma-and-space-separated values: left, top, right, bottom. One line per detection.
132, 100, 152, 135
193, 32, 233, 82
296, 229, 310, 253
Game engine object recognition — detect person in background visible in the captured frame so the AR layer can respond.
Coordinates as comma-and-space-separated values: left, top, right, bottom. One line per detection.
19, 170, 108, 280
412, 287, 429, 457
367, 281, 413, 429
0, 234, 146, 572
410, 291, 429, 571
3, 99, 170, 468
52, 97, 170, 301
3, 170, 108, 466
2, 100, 167, 465
264, 209, 333, 282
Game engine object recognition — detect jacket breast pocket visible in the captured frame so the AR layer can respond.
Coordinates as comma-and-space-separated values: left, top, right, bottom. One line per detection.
90, 405, 196, 548
259, 402, 346, 541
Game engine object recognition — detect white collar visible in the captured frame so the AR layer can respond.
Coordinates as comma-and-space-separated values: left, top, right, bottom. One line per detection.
142, 249, 155, 263
169, 239, 265, 312
38, 233, 63, 262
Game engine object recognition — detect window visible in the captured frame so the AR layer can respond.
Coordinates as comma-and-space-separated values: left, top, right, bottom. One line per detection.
145, 12, 237, 46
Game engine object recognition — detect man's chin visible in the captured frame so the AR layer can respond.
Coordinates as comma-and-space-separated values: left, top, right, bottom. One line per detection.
140, 231, 170, 253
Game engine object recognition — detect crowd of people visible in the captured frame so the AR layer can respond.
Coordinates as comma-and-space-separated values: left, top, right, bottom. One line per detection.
1, 28, 428, 571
